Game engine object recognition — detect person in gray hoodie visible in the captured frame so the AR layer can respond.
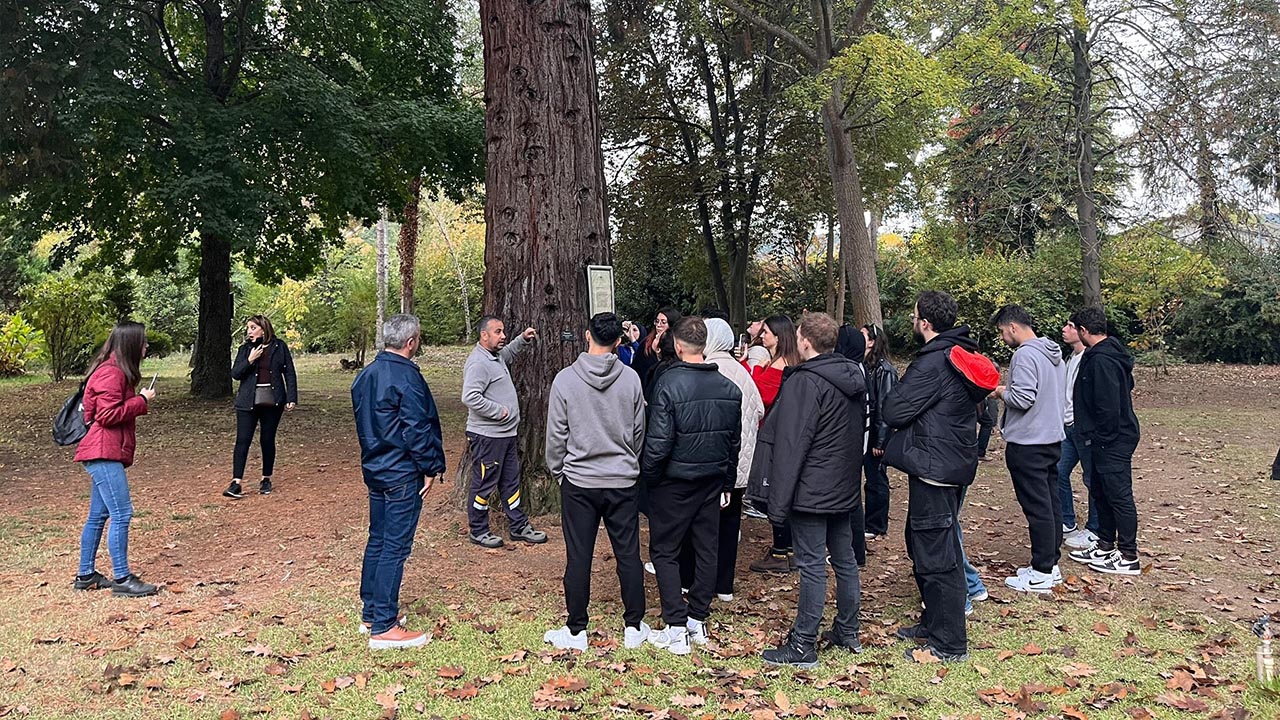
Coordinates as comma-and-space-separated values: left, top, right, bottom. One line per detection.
991, 305, 1067, 593
542, 313, 650, 652
461, 316, 547, 548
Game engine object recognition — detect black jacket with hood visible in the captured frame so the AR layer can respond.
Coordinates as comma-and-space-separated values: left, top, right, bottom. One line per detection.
640, 361, 742, 490
746, 353, 867, 524
1073, 335, 1140, 453
882, 326, 989, 487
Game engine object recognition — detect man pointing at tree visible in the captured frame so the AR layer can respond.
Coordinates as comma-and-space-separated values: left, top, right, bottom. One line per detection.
462, 316, 549, 548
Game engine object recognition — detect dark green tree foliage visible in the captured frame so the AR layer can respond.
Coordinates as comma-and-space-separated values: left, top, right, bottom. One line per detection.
1, 0, 482, 397
1174, 246, 1280, 364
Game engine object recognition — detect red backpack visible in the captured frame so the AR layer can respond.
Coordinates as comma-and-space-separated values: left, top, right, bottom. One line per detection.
946, 345, 999, 399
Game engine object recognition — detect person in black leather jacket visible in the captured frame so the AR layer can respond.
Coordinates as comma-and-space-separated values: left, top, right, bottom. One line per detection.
861, 323, 898, 539
882, 291, 993, 664
640, 317, 742, 655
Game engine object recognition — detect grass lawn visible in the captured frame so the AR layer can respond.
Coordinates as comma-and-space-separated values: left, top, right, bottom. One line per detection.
0, 354, 1277, 719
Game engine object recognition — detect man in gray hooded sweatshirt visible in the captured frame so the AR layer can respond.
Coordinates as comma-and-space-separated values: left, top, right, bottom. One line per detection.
992, 305, 1067, 593
542, 313, 650, 651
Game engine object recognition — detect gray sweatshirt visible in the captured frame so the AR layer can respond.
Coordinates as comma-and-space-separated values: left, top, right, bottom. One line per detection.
462, 335, 528, 437
1001, 335, 1068, 445
545, 352, 646, 489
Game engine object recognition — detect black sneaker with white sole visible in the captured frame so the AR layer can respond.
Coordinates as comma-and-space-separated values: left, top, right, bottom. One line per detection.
259, 478, 273, 495
1068, 544, 1111, 565
223, 481, 243, 499
1087, 550, 1141, 575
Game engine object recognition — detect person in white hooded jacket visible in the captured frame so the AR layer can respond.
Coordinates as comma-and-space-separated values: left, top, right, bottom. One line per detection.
676, 317, 765, 601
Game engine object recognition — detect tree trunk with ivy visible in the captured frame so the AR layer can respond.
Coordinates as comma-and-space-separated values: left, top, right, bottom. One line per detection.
472, 0, 611, 514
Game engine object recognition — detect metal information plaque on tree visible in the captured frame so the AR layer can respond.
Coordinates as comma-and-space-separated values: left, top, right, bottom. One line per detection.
586, 265, 615, 316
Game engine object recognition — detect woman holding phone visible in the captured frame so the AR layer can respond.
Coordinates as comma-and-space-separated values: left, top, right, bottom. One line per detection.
225, 315, 297, 499
74, 321, 159, 597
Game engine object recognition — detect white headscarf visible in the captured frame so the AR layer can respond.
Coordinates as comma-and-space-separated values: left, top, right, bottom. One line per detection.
704, 318, 735, 356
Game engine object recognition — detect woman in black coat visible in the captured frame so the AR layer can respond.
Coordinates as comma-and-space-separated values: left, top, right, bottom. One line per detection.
224, 314, 298, 498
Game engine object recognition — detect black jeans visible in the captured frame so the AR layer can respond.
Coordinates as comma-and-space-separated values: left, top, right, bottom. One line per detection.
560, 481, 646, 633
863, 450, 890, 536
905, 477, 967, 656
1081, 441, 1139, 557
360, 478, 424, 634
679, 488, 744, 596
649, 480, 720, 626
791, 510, 861, 646
233, 405, 285, 479
1006, 442, 1063, 573
977, 424, 994, 455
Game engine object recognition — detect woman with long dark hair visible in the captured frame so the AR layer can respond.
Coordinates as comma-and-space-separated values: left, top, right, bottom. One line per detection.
746, 315, 803, 574
74, 322, 159, 597
225, 315, 298, 499
861, 324, 898, 540
632, 307, 681, 395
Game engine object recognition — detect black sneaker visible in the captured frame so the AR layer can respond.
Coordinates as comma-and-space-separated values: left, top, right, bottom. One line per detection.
904, 644, 968, 663
259, 478, 273, 495
111, 574, 159, 598
761, 638, 819, 669
1088, 550, 1141, 575
820, 628, 863, 654
74, 571, 112, 591
894, 623, 930, 643
223, 481, 243, 499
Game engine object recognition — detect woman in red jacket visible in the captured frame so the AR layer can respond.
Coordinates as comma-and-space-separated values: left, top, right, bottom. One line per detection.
73, 322, 158, 598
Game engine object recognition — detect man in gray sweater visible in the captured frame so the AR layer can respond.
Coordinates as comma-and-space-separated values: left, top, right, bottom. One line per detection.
542, 313, 650, 651
991, 305, 1067, 593
461, 316, 547, 548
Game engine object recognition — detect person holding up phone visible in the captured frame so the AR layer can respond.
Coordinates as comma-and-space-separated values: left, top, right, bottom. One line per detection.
74, 321, 159, 597
225, 315, 298, 499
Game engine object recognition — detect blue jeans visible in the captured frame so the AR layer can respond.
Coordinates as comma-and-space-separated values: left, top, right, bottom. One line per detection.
79, 460, 134, 579
360, 478, 425, 635
791, 511, 861, 645
1057, 424, 1098, 532
956, 486, 985, 598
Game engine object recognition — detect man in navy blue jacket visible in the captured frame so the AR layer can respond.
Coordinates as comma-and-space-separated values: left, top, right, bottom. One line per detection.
351, 314, 445, 650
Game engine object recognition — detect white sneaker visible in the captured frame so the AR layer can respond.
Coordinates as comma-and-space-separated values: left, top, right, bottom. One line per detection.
543, 626, 588, 651
644, 562, 655, 575
647, 626, 691, 655
1062, 527, 1094, 550
624, 622, 651, 649
1068, 544, 1111, 565
687, 618, 709, 646
1004, 568, 1059, 594
716, 593, 734, 602
1015, 565, 1063, 581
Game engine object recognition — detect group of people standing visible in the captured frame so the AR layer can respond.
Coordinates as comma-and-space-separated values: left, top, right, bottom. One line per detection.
66, 290, 1148, 665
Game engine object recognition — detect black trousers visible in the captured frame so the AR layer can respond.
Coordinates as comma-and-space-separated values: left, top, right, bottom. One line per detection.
905, 477, 967, 656
679, 488, 744, 596
1006, 442, 1064, 573
863, 450, 890, 536
1271, 446, 1280, 481
233, 405, 285, 479
1081, 441, 1139, 557
649, 480, 720, 626
560, 480, 646, 633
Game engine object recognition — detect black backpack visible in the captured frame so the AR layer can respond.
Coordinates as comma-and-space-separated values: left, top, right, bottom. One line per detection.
52, 380, 91, 446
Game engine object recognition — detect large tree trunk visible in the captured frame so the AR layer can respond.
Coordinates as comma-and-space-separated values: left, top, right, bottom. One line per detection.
1070, 26, 1103, 308
821, 90, 882, 326
824, 213, 836, 315
399, 176, 422, 314
480, 0, 611, 514
190, 230, 234, 399
376, 210, 388, 348
728, 232, 749, 331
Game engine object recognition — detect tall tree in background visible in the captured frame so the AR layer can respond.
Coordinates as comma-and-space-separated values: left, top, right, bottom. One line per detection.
480, 0, 611, 510
399, 177, 423, 313
0, 0, 482, 397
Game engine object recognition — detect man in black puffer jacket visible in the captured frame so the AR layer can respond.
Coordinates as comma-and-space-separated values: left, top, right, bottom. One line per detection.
751, 312, 866, 669
883, 291, 994, 664
640, 317, 742, 656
